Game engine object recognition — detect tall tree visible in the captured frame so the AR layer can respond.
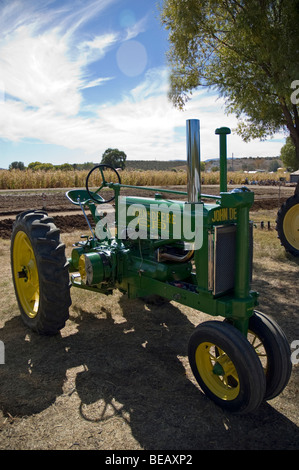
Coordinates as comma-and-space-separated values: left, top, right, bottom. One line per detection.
280, 136, 297, 170
161, 0, 299, 165
9, 161, 25, 170
101, 148, 127, 170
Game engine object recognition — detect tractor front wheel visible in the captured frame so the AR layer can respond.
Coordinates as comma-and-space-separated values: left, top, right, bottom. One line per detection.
11, 210, 71, 335
188, 321, 266, 413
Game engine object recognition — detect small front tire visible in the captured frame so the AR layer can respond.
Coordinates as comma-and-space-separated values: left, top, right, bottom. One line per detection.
188, 321, 266, 413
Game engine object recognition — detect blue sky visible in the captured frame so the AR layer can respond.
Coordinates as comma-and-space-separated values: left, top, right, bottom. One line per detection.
0, 0, 286, 169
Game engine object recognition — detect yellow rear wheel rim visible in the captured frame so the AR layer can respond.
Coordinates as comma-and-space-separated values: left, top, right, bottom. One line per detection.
283, 204, 299, 250
195, 342, 240, 401
13, 231, 39, 318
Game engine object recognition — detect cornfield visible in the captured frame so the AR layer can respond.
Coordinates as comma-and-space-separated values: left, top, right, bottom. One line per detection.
0, 168, 287, 190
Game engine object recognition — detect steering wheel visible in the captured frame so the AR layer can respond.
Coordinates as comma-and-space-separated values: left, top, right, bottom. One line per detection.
85, 164, 121, 203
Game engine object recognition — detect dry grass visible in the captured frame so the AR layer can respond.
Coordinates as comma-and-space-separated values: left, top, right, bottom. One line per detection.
250, 210, 287, 261
0, 168, 287, 190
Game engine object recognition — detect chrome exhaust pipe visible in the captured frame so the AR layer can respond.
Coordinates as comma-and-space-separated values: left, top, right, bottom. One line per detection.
186, 119, 201, 202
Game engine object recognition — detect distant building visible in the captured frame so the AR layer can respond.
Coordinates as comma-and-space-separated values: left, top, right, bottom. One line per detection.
290, 170, 299, 183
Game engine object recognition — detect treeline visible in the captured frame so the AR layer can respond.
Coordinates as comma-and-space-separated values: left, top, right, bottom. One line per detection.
125, 160, 187, 171
9, 160, 187, 172
8, 161, 97, 171
205, 156, 283, 172
9, 157, 285, 173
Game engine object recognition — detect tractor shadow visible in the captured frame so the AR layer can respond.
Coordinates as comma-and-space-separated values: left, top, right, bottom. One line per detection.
0, 294, 298, 450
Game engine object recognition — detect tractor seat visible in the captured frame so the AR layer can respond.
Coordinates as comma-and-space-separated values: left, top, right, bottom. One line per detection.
66, 189, 93, 206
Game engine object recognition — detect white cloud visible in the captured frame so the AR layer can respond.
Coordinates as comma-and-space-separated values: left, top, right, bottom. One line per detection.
50, 0, 119, 39
0, 67, 178, 158
0, 26, 82, 115
124, 14, 148, 40
78, 33, 119, 66
0, 0, 60, 37
0, 0, 118, 116
80, 77, 114, 90
131, 67, 169, 100
0, 65, 285, 162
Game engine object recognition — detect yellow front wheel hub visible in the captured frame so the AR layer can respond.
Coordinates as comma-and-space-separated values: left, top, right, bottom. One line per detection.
282, 203, 299, 251
195, 342, 240, 401
12, 231, 39, 318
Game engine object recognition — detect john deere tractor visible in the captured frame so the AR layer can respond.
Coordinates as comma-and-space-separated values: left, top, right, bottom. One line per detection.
276, 180, 299, 256
11, 120, 292, 414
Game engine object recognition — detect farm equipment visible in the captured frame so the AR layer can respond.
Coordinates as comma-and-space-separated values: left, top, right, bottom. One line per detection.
11, 119, 292, 414
276, 180, 299, 256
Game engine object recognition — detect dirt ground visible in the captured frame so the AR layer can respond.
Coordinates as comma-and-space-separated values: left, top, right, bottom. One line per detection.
0, 185, 298, 451
0, 184, 295, 239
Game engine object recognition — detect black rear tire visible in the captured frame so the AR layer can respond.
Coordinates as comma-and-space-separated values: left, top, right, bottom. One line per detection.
11, 210, 71, 335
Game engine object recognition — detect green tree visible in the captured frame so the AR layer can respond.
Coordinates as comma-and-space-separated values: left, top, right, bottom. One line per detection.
280, 137, 297, 171
58, 163, 73, 171
9, 161, 25, 170
161, 0, 299, 165
28, 162, 55, 171
101, 148, 127, 170
41, 163, 55, 171
268, 160, 280, 172
28, 161, 42, 171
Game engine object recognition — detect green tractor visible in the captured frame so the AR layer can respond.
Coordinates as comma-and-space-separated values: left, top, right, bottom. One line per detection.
11, 120, 292, 414
276, 180, 299, 256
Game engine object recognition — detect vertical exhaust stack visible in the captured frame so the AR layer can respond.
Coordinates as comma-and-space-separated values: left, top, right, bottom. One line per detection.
186, 119, 201, 203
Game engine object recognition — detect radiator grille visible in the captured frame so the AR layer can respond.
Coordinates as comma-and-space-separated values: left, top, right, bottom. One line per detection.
209, 223, 253, 296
